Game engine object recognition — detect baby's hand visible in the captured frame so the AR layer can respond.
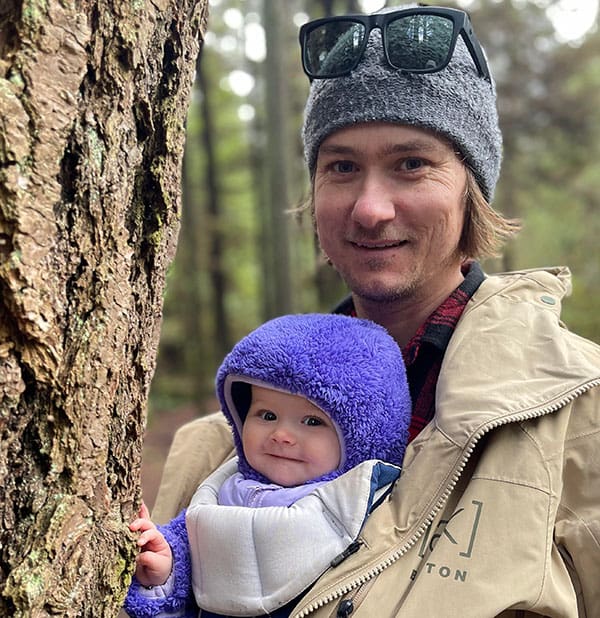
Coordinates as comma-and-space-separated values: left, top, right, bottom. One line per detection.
130, 503, 173, 587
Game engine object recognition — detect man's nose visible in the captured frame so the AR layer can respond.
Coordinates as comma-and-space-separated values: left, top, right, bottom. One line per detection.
351, 177, 396, 229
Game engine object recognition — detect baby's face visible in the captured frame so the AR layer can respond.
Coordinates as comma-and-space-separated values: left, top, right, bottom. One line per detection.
241, 385, 341, 487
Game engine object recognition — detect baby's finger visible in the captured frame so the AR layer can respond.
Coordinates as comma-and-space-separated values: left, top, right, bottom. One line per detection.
129, 517, 156, 533
129, 518, 142, 532
137, 528, 161, 548
139, 502, 151, 520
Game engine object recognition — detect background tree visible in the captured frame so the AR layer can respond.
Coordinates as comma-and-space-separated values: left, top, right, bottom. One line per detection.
0, 0, 207, 615
262, 0, 294, 317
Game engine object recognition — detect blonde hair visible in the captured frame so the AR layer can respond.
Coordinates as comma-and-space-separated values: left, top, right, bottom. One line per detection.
459, 168, 521, 260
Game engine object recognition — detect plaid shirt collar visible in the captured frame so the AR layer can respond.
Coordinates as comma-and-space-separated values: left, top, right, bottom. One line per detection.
402, 261, 485, 365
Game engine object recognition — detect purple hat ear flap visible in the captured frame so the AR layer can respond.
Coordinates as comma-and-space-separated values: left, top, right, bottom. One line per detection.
231, 381, 252, 424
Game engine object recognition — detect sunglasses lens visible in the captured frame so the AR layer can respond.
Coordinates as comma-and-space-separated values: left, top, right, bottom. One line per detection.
304, 20, 366, 77
386, 15, 454, 71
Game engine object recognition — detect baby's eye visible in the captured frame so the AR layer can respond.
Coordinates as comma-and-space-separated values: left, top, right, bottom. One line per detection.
302, 416, 324, 427
260, 410, 277, 421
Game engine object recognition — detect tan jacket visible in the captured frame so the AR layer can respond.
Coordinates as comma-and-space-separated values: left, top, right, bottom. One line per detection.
152, 268, 600, 618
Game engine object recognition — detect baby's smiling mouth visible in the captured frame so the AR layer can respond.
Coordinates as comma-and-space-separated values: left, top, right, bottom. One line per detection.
266, 452, 302, 462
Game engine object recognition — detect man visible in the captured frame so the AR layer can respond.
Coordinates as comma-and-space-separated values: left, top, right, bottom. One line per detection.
150, 6, 600, 617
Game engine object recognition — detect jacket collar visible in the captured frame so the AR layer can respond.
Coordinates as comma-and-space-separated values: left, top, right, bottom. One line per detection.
434, 266, 597, 447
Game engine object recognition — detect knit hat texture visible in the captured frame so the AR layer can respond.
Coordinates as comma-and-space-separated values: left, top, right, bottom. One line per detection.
302, 4, 502, 201
215, 313, 411, 484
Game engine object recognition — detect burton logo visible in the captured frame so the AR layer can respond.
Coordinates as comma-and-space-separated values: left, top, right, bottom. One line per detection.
411, 500, 483, 583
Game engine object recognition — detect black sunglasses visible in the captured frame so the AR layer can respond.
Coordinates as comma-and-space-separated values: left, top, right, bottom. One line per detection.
299, 6, 490, 82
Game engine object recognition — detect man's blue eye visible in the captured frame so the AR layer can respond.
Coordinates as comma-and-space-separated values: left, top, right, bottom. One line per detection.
404, 158, 424, 170
334, 161, 354, 173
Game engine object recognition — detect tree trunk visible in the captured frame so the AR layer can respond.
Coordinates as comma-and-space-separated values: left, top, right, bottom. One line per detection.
262, 0, 293, 317
197, 56, 231, 360
0, 0, 207, 615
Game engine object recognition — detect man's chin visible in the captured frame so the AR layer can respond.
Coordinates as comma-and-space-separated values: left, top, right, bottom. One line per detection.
342, 276, 418, 304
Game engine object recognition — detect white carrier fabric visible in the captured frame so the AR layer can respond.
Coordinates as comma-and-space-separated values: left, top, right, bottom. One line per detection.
186, 458, 399, 616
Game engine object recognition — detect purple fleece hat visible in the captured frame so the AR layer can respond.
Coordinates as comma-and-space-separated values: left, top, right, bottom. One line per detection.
215, 313, 411, 484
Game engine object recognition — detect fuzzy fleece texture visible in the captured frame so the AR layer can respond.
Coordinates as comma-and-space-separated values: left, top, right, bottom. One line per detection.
302, 5, 502, 201
215, 313, 411, 484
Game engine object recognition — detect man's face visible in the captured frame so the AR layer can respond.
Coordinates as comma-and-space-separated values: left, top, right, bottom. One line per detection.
314, 123, 467, 305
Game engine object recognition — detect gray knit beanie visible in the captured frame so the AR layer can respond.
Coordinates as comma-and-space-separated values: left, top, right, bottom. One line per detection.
302, 5, 502, 202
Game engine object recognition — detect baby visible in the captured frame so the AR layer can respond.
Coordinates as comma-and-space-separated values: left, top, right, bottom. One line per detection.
125, 313, 411, 618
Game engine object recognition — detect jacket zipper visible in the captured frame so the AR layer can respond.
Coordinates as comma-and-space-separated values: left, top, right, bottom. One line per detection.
293, 380, 600, 618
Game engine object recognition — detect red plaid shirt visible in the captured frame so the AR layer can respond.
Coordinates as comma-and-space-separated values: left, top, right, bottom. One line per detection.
335, 262, 484, 443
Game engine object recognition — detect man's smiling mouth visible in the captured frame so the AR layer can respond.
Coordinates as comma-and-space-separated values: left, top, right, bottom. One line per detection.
351, 239, 408, 249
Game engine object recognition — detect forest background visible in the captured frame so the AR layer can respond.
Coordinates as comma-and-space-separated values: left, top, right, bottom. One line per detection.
142, 0, 600, 508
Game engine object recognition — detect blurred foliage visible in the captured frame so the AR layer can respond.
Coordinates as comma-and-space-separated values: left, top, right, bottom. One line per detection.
149, 0, 600, 414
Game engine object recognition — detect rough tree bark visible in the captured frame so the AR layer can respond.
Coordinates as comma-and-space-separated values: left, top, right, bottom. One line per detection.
0, 0, 207, 615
